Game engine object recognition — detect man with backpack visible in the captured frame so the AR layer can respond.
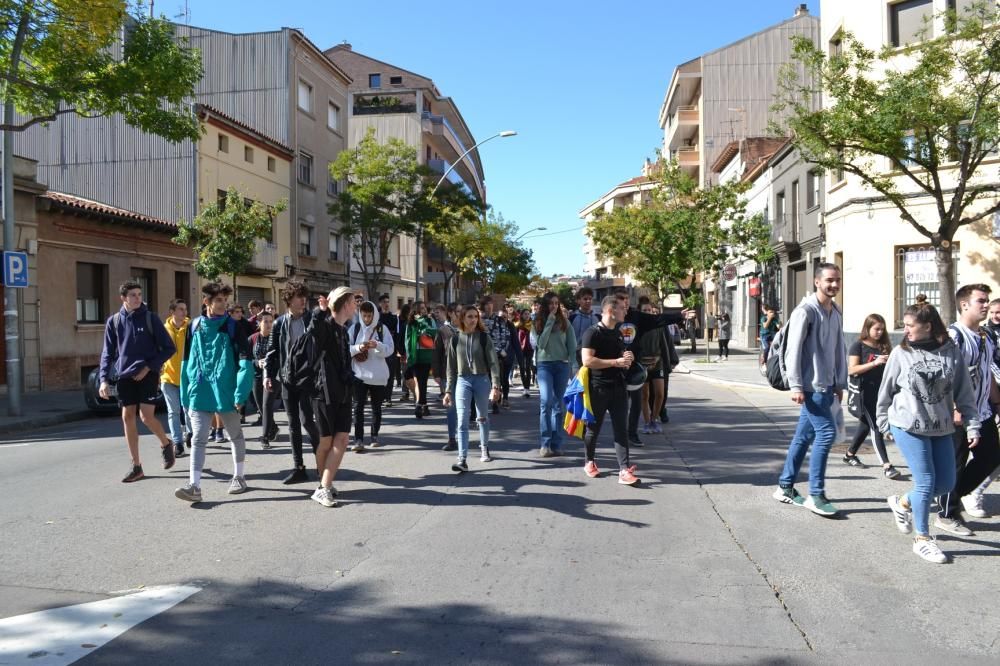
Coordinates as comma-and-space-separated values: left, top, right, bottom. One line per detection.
174, 282, 254, 503
99, 279, 177, 483
265, 280, 320, 484
569, 287, 600, 373
773, 263, 847, 517
306, 287, 357, 508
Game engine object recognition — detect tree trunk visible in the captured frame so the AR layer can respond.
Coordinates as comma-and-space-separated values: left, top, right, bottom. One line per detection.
232, 273, 238, 305
936, 244, 957, 325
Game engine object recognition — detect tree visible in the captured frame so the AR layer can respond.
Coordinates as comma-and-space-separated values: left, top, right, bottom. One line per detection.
771, 0, 1000, 321
553, 283, 577, 311
452, 212, 537, 297
587, 160, 772, 307
0, 2, 202, 139
422, 182, 486, 301
173, 188, 287, 302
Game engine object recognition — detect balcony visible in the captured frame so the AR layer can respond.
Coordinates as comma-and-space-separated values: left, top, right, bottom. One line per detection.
675, 145, 700, 167
770, 215, 801, 259
421, 112, 485, 199
246, 239, 278, 275
352, 91, 418, 116
666, 104, 700, 152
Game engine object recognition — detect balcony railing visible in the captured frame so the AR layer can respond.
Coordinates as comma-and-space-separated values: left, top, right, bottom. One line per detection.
675, 145, 700, 166
677, 105, 699, 123
352, 91, 418, 116
247, 239, 278, 274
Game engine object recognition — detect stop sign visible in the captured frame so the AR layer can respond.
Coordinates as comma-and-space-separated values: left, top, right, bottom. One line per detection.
722, 264, 737, 281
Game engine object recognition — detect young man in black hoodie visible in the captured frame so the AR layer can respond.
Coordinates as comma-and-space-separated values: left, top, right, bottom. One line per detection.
379, 293, 402, 405
612, 288, 692, 446
265, 280, 320, 484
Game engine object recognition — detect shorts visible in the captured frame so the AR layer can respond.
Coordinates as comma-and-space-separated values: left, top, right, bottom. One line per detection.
117, 372, 161, 407
403, 366, 415, 381
645, 366, 663, 381
313, 398, 352, 437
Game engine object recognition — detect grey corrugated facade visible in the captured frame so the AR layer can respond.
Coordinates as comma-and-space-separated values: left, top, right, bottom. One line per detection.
701, 12, 820, 185
14, 26, 291, 224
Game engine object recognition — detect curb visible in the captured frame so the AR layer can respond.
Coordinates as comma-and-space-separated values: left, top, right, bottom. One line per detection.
0, 410, 94, 437
680, 368, 770, 390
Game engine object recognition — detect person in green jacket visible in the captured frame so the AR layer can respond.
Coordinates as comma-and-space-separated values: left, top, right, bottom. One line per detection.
530, 291, 578, 457
175, 282, 254, 504
405, 301, 438, 420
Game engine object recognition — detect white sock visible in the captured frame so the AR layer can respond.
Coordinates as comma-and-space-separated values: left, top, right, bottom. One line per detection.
191, 465, 202, 487
235, 461, 244, 478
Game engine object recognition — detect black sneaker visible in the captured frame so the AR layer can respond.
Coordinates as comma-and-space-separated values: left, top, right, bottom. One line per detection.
161, 444, 176, 470
442, 439, 458, 451
884, 465, 902, 480
261, 438, 271, 450
843, 455, 866, 468
184, 431, 192, 449
491, 402, 500, 415
414, 407, 424, 419
422, 404, 430, 417
282, 466, 310, 485
628, 434, 644, 447
174, 443, 184, 458
121, 464, 144, 483
267, 426, 279, 441
452, 459, 468, 473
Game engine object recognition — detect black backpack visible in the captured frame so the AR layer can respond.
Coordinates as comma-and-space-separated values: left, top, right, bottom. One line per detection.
287, 329, 325, 398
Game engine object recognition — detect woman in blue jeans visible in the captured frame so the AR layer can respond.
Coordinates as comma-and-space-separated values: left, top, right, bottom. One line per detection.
531, 292, 577, 457
876, 298, 981, 564
444, 305, 502, 473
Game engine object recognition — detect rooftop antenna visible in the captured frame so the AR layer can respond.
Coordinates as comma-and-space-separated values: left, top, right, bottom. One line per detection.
174, 0, 190, 24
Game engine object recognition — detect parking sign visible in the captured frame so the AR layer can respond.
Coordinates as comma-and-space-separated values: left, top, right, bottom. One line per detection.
3, 251, 28, 288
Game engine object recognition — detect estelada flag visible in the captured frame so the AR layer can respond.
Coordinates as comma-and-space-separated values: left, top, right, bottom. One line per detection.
563, 366, 595, 439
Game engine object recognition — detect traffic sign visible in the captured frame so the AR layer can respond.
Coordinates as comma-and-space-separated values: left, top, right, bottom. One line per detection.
722, 264, 737, 282
3, 251, 27, 288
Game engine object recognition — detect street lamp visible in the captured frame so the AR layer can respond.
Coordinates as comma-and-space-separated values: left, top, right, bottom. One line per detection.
418, 129, 517, 301
515, 226, 547, 242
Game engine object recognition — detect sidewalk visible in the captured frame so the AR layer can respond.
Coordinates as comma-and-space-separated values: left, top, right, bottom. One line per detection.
675, 345, 770, 388
0, 389, 93, 436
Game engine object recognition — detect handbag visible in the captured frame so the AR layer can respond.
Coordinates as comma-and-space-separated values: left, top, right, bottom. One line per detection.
846, 375, 864, 419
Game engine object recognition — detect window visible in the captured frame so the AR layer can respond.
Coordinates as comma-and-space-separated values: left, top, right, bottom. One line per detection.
217, 189, 228, 209
390, 75, 403, 85
174, 271, 190, 302
790, 180, 800, 240
244, 146, 253, 163
298, 152, 313, 185
829, 31, 843, 58
895, 245, 960, 327
299, 224, 314, 256
131, 268, 157, 313
267, 156, 276, 172
833, 148, 845, 184
329, 232, 340, 261
76, 262, 107, 323
369, 73, 381, 88
327, 172, 339, 197
775, 190, 786, 238
327, 102, 340, 131
890, 0, 932, 47
218, 133, 229, 153
806, 171, 821, 209
298, 79, 313, 113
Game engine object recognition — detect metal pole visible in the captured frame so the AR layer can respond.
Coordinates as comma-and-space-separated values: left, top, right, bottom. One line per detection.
414, 225, 421, 303
3, 100, 22, 415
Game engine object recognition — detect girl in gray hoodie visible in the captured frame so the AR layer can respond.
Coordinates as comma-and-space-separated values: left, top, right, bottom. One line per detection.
876, 299, 981, 564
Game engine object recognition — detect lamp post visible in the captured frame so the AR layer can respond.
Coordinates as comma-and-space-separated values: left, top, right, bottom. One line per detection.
417, 130, 517, 302
515, 226, 547, 242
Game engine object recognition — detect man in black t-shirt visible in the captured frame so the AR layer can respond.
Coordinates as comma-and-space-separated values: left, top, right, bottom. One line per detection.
580, 295, 640, 485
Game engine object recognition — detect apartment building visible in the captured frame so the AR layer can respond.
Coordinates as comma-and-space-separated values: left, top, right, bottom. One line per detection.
820, 0, 999, 333
658, 4, 820, 187
326, 44, 486, 306
17, 25, 352, 301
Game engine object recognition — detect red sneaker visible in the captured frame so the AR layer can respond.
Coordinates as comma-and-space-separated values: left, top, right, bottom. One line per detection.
584, 460, 600, 478
618, 468, 640, 486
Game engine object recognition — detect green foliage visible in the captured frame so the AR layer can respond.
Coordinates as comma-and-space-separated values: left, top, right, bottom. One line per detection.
446, 211, 536, 297
0, 1, 202, 141
587, 161, 770, 298
772, 0, 1000, 319
173, 188, 287, 288
553, 282, 577, 311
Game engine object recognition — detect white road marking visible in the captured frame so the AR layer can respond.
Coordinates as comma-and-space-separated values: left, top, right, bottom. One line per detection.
0, 584, 200, 664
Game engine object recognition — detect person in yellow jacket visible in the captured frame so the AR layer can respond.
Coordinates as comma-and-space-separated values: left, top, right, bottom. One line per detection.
161, 299, 190, 458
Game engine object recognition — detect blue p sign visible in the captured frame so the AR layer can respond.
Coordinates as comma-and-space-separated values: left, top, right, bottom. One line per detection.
3, 251, 28, 288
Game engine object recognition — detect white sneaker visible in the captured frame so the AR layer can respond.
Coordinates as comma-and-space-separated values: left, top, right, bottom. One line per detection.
522, 390, 530, 398
912, 537, 948, 564
352, 439, 365, 452
480, 447, 493, 463
312, 486, 337, 507
961, 493, 988, 519
887, 495, 913, 534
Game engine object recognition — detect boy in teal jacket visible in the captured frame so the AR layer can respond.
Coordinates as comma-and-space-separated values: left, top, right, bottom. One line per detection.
175, 282, 254, 503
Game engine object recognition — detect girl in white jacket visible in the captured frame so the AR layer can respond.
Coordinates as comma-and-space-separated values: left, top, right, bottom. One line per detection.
349, 301, 394, 452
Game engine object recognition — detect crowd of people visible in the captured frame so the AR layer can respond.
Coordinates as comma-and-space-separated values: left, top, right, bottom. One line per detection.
97, 280, 691, 507
773, 263, 1000, 564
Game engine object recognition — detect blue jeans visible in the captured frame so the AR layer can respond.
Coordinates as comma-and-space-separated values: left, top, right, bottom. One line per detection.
778, 390, 836, 496
456, 374, 491, 460
891, 426, 957, 536
537, 361, 570, 452
160, 381, 184, 445
446, 397, 457, 441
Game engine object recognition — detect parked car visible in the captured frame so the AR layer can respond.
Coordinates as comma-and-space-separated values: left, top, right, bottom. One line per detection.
84, 367, 165, 414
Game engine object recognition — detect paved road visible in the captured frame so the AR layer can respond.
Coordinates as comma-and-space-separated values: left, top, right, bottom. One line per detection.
1, 376, 998, 664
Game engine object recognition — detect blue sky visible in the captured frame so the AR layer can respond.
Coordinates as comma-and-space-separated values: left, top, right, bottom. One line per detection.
182, 0, 808, 276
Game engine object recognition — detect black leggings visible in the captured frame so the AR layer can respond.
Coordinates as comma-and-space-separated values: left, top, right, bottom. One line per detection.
718, 339, 730, 358
520, 349, 534, 389
941, 416, 1000, 518
411, 363, 431, 406
252, 374, 277, 438
353, 382, 385, 440
499, 355, 514, 401
584, 382, 630, 470
847, 391, 889, 464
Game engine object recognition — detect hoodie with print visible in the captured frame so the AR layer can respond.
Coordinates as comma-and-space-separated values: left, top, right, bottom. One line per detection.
875, 338, 981, 438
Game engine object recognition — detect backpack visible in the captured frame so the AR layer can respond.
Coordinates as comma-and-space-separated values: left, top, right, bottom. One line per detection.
451, 331, 495, 377
765, 309, 812, 391
286, 327, 325, 398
